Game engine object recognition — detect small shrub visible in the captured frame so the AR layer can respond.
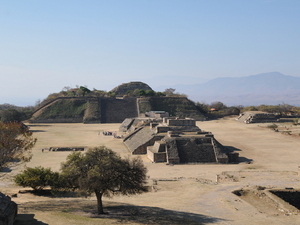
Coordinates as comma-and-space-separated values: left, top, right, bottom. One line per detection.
14, 166, 59, 191
293, 118, 299, 126
267, 123, 278, 129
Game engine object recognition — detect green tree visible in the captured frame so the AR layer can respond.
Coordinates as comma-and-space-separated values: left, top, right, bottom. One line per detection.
224, 106, 240, 115
138, 89, 146, 96
145, 90, 155, 96
155, 92, 166, 97
0, 122, 37, 168
14, 166, 59, 191
0, 109, 22, 122
59, 146, 148, 214
210, 101, 227, 111
79, 86, 91, 96
107, 91, 116, 97
195, 102, 210, 114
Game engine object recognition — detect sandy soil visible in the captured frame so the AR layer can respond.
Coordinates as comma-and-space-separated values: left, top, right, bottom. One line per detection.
1, 118, 300, 225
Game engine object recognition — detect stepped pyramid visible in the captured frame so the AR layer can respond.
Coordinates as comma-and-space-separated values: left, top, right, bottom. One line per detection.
122, 117, 239, 164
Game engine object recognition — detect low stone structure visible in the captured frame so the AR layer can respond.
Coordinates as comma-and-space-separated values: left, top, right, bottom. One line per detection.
123, 117, 238, 164
145, 111, 169, 119
233, 186, 300, 214
0, 192, 17, 225
236, 111, 278, 124
49, 147, 85, 151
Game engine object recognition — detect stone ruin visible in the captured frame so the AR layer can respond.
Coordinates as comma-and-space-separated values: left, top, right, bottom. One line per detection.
0, 192, 17, 225
236, 111, 278, 124
48, 147, 85, 151
145, 111, 169, 119
121, 117, 239, 164
233, 186, 300, 214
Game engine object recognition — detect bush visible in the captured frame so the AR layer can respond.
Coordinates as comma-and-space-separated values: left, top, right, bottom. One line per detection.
293, 118, 299, 125
267, 123, 278, 129
14, 166, 59, 191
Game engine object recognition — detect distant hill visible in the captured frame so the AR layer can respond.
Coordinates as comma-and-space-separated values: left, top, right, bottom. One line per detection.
159, 72, 300, 106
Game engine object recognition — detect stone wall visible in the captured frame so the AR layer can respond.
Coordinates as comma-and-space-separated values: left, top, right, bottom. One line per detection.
83, 98, 101, 123
31, 96, 204, 123
147, 149, 167, 163
0, 192, 17, 225
30, 117, 83, 123
176, 138, 217, 163
147, 141, 167, 163
31, 97, 138, 124
100, 97, 138, 123
165, 118, 196, 126
146, 111, 169, 118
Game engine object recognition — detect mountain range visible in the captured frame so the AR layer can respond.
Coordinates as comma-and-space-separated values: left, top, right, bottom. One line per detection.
150, 72, 300, 106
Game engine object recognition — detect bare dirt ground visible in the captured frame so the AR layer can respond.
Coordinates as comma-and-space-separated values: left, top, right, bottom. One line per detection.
1, 118, 300, 225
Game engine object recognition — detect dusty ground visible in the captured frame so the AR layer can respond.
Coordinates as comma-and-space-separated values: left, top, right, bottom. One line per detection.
1, 118, 300, 224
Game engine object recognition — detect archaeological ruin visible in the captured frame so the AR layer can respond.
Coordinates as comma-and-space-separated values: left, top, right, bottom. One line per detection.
110, 81, 154, 97
236, 111, 278, 124
30, 82, 205, 123
233, 186, 300, 214
121, 116, 239, 164
0, 192, 17, 225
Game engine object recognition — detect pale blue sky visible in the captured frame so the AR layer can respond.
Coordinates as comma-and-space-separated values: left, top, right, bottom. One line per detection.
1, 0, 300, 106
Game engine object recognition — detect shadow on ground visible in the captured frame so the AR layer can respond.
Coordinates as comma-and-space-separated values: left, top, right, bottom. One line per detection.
15, 214, 48, 225
18, 199, 228, 225
30, 130, 46, 133
28, 125, 52, 127
225, 146, 253, 163
1, 167, 12, 172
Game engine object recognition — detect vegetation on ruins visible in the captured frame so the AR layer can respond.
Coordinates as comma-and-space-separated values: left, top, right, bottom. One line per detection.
36, 85, 188, 110
58, 146, 148, 214
14, 166, 59, 191
162, 88, 187, 97
4, 82, 300, 123
194, 101, 300, 119
35, 99, 87, 119
0, 122, 36, 168
241, 104, 293, 114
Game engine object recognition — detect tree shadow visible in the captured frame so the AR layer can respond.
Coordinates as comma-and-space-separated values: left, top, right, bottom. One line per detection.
15, 214, 48, 225
99, 203, 227, 224
18, 200, 228, 225
18, 189, 80, 198
0, 167, 12, 172
225, 146, 253, 164
30, 130, 46, 133
28, 125, 52, 127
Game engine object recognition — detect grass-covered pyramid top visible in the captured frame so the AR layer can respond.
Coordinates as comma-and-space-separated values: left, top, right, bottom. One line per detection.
110, 82, 154, 97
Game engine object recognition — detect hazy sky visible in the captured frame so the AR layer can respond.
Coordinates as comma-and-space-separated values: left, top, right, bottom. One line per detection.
1, 0, 300, 106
